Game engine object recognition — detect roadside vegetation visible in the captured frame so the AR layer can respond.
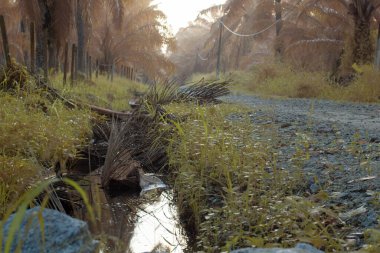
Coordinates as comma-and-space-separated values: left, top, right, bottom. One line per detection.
165, 102, 380, 252
50, 75, 147, 111
0, 64, 89, 217
1, 0, 380, 252
0, 63, 145, 218
191, 63, 380, 103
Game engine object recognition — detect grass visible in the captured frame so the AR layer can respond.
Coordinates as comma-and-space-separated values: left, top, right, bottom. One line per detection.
1, 61, 378, 252
0, 177, 96, 253
164, 102, 379, 252
50, 74, 147, 111
191, 63, 380, 103
0, 64, 146, 217
0, 72, 93, 217
0, 65, 149, 251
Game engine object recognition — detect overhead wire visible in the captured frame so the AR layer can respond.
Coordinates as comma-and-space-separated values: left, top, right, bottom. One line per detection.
197, 52, 209, 61
196, 1, 302, 61
219, 1, 301, 37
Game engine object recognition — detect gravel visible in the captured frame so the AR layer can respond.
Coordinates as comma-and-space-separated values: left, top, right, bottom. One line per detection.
224, 95, 380, 232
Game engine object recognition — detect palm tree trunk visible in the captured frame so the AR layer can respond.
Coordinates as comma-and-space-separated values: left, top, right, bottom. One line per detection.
353, 18, 373, 64
76, 0, 85, 72
36, 0, 49, 70
48, 41, 56, 70
36, 27, 47, 70
275, 0, 283, 59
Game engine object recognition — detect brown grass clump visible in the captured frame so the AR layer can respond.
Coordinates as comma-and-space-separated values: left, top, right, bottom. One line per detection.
0, 62, 33, 92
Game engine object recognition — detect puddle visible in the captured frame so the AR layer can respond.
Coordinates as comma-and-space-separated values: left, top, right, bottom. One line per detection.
95, 186, 187, 253
130, 191, 186, 253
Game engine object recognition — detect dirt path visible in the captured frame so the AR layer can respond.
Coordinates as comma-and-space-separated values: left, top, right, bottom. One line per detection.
224, 95, 380, 237
225, 95, 380, 132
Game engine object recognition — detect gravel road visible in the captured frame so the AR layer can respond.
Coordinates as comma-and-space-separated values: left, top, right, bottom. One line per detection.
224, 95, 380, 237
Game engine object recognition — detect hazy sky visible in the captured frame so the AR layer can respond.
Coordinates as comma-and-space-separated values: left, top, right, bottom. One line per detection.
153, 0, 225, 34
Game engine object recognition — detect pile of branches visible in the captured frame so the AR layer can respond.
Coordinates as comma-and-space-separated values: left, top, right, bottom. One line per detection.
101, 120, 142, 190
96, 108, 170, 190
98, 79, 231, 190
0, 63, 231, 191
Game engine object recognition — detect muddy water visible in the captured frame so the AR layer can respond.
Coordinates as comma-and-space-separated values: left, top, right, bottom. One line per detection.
96, 186, 187, 253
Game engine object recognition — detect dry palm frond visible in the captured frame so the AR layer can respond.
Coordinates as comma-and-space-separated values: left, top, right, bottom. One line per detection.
178, 79, 231, 103
100, 108, 169, 190
144, 80, 179, 107
144, 79, 231, 107
101, 120, 142, 189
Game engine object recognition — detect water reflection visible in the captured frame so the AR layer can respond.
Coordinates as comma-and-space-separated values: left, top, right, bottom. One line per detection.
130, 191, 186, 253
98, 188, 186, 253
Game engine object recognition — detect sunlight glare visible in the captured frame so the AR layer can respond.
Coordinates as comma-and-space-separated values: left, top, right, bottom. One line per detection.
153, 0, 226, 34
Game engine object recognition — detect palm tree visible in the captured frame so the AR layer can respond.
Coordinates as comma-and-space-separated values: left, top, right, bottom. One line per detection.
90, 0, 175, 79
347, 0, 380, 64
300, 0, 380, 65
18, 0, 74, 70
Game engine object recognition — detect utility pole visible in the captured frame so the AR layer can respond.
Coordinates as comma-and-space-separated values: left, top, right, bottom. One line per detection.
216, 18, 223, 79
194, 48, 199, 73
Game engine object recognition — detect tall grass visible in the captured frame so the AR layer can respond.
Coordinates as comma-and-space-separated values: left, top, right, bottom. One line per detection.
0, 178, 95, 253
165, 103, 348, 252
0, 67, 93, 217
50, 74, 147, 110
191, 63, 380, 103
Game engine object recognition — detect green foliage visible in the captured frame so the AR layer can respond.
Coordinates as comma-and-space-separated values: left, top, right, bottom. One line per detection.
191, 63, 380, 103
0, 178, 95, 253
165, 103, 346, 252
0, 92, 91, 161
0, 69, 93, 217
0, 156, 38, 217
51, 74, 147, 111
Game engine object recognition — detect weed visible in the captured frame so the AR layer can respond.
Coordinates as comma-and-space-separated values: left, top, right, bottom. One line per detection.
191, 63, 380, 103
0, 178, 95, 253
165, 103, 346, 252
50, 74, 147, 111
0, 66, 93, 217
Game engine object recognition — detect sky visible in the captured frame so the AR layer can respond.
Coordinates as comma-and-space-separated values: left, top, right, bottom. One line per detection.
153, 0, 226, 34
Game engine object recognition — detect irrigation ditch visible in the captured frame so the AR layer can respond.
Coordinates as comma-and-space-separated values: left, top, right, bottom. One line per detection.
0, 61, 231, 252
58, 80, 231, 252
1, 62, 379, 252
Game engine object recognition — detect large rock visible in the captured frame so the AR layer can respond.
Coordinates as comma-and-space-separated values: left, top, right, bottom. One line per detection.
2, 207, 98, 253
231, 243, 324, 253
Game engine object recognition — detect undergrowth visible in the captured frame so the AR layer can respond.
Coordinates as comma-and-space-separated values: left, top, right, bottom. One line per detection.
191, 63, 380, 103
51, 74, 147, 110
165, 103, 352, 252
0, 65, 93, 217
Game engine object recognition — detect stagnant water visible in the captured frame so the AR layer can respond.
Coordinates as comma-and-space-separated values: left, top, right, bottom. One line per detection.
97, 188, 187, 253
